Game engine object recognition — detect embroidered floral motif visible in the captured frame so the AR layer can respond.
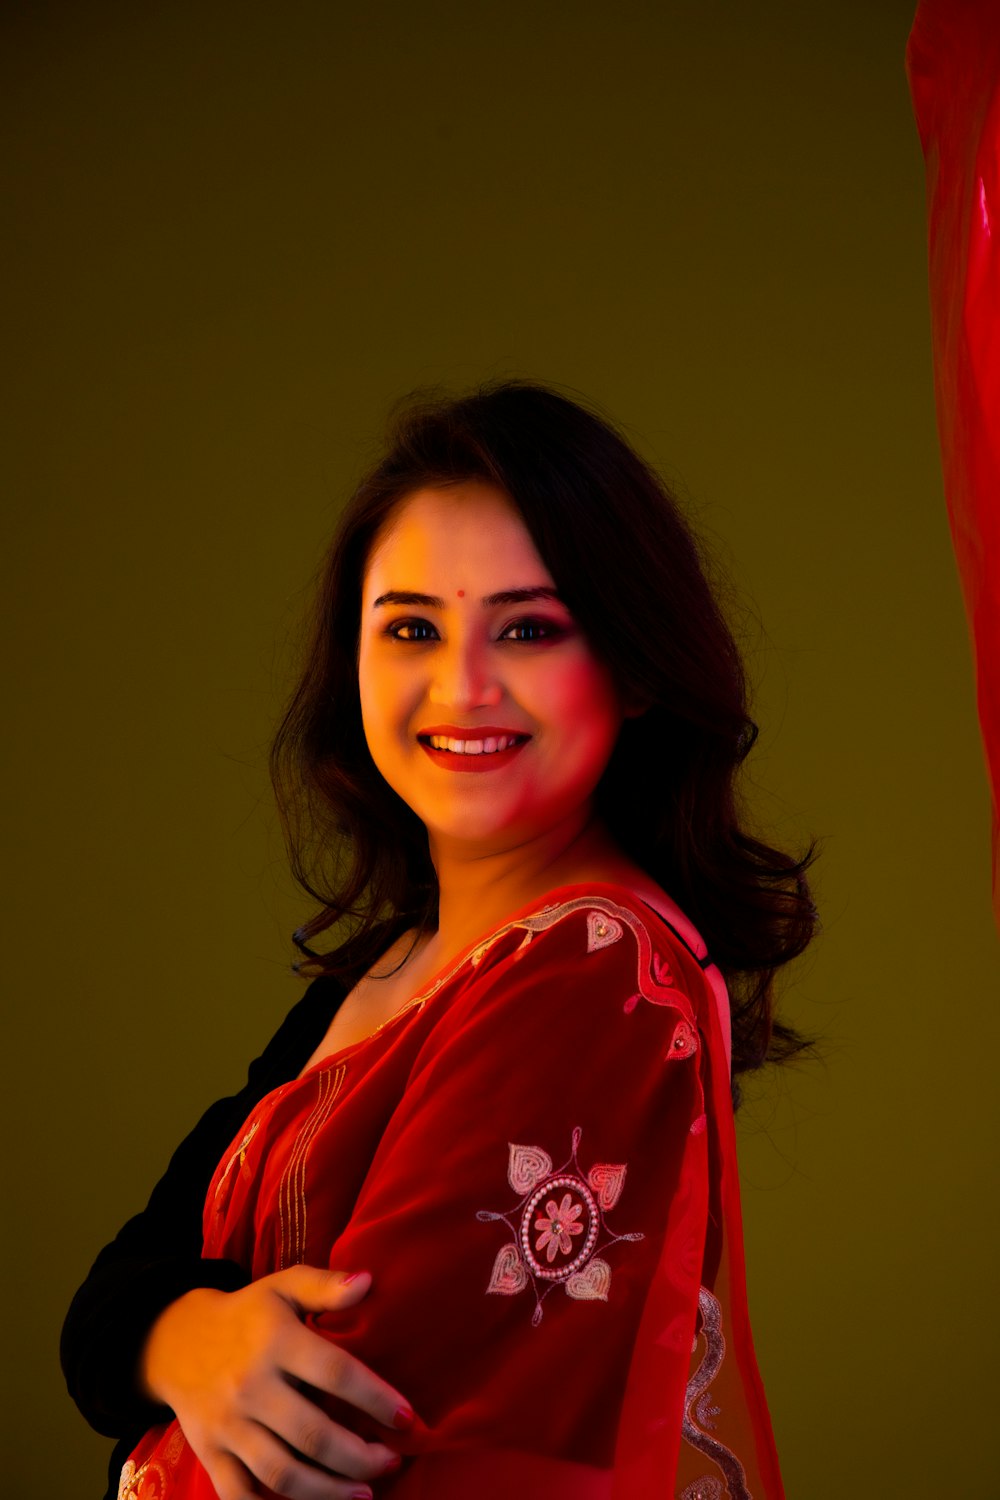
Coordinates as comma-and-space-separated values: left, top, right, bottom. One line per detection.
587, 1161, 627, 1209
566, 1256, 612, 1301
509, 1142, 553, 1194
118, 1456, 168, 1499
117, 1427, 188, 1497
486, 1242, 529, 1294
477, 1125, 644, 1326
681, 1287, 753, 1499
521, 1174, 599, 1278
535, 1192, 584, 1261
695, 1391, 722, 1431
586, 911, 623, 951
669, 1019, 698, 1059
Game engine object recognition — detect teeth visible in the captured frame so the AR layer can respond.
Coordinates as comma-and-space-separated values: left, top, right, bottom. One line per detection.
427, 734, 522, 754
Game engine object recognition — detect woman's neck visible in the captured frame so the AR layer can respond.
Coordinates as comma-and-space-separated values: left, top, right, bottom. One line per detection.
420, 814, 654, 974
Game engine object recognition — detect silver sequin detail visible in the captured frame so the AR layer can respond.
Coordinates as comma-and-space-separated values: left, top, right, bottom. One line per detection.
680, 1287, 753, 1499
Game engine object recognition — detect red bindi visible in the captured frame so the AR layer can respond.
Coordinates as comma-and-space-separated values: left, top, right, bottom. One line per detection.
457, 589, 465, 597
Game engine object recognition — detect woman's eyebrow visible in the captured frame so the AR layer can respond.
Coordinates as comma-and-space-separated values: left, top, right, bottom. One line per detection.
372, 586, 563, 609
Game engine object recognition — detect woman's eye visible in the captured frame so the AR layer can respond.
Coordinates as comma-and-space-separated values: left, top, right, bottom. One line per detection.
386, 618, 438, 642
500, 617, 563, 643
384, 616, 564, 644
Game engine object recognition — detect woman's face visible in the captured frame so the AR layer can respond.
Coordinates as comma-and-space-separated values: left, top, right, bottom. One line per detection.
357, 480, 632, 856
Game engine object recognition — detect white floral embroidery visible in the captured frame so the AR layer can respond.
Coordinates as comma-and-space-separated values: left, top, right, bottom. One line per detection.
586, 911, 623, 951
477, 1126, 644, 1326
534, 1192, 584, 1261
565, 1256, 612, 1301
588, 1161, 627, 1209
508, 1142, 553, 1194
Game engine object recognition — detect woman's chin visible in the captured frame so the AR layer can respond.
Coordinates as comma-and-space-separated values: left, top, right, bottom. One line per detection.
425, 820, 521, 855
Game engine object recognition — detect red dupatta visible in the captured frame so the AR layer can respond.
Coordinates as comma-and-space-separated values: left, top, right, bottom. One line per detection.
118, 883, 784, 1500
906, 0, 1000, 932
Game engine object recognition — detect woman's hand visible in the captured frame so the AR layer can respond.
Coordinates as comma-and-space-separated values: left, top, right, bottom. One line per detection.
139, 1266, 413, 1500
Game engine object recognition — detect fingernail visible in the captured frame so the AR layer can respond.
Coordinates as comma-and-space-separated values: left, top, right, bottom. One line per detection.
348, 1490, 372, 1500
342, 1270, 370, 1286
382, 1452, 402, 1472
393, 1404, 416, 1430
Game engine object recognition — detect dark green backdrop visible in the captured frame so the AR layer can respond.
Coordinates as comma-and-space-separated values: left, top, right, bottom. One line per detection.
3, 1, 997, 1495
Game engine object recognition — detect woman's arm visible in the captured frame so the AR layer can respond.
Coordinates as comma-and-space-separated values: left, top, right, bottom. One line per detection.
60, 974, 343, 1438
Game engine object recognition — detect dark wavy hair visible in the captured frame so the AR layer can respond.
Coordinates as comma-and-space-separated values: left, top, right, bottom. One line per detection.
270, 377, 821, 1095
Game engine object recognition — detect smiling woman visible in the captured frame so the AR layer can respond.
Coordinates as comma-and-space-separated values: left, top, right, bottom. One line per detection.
62, 378, 819, 1500
357, 482, 638, 863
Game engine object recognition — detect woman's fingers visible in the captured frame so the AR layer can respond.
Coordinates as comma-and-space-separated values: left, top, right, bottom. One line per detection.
284, 1322, 416, 1433
256, 1378, 400, 1483
142, 1268, 413, 1498
206, 1434, 374, 1500
271, 1266, 373, 1317
233, 1417, 387, 1500
201, 1446, 258, 1500
267, 1267, 417, 1432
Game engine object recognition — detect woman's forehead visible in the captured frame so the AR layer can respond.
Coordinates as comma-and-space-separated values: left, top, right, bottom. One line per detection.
363, 483, 554, 594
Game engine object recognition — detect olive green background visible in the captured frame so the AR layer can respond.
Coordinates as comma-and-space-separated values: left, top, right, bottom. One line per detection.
3, 1, 998, 1495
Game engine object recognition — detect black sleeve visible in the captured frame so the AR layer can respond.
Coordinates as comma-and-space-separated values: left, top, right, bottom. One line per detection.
60, 974, 344, 1443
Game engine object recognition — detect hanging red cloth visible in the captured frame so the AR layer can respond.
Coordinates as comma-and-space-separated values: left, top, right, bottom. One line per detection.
115, 883, 784, 1499
906, 0, 1000, 934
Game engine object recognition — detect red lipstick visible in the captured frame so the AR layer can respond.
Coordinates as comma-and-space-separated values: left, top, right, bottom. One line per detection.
417, 725, 531, 774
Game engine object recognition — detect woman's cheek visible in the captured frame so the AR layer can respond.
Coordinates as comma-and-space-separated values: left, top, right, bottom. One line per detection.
552, 661, 622, 726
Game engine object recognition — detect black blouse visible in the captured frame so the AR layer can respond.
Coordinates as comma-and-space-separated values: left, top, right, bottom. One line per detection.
60, 974, 345, 1500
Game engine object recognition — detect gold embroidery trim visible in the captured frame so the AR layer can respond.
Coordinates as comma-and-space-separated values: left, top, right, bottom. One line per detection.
278, 1064, 346, 1268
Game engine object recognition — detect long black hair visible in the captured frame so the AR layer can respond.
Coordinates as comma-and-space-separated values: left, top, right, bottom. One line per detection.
270, 377, 821, 1092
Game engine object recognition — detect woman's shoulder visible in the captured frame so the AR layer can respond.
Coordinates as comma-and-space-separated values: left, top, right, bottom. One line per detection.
460, 879, 713, 1030
505, 878, 730, 1073
403, 880, 729, 1101
498, 879, 712, 974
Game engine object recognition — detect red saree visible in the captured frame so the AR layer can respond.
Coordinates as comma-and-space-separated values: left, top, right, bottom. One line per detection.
118, 883, 784, 1499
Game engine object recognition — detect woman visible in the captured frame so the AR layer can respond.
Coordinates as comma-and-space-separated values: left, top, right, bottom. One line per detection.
62, 379, 819, 1499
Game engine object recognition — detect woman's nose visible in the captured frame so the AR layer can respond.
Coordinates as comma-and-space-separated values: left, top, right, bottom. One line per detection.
427, 638, 502, 710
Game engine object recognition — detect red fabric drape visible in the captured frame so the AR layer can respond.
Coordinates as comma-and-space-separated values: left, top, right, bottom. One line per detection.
116, 883, 784, 1499
906, 0, 1000, 934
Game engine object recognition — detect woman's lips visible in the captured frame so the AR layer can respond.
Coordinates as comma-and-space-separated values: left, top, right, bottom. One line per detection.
417, 730, 531, 773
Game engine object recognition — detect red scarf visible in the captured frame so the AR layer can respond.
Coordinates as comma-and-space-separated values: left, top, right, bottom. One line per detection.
907, 0, 1000, 932
118, 883, 784, 1499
